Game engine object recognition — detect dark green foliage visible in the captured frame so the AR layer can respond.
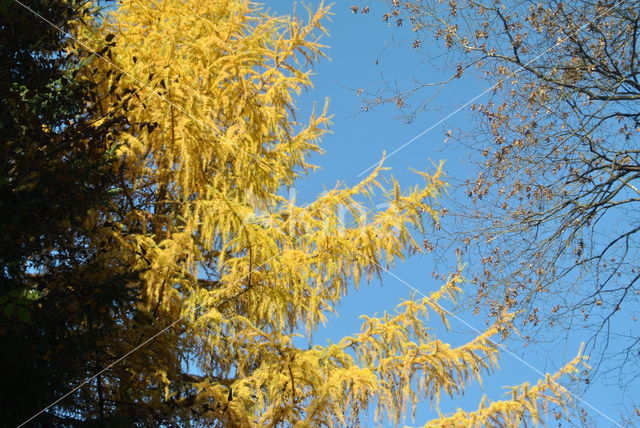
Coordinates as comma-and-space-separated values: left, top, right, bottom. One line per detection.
0, 1, 140, 425
0, 0, 109, 292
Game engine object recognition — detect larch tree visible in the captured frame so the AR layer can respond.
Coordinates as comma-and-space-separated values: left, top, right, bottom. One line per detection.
19, 0, 584, 426
360, 0, 640, 406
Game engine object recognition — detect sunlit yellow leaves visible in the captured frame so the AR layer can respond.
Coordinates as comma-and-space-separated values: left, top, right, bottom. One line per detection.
424, 353, 585, 427
70, 0, 586, 425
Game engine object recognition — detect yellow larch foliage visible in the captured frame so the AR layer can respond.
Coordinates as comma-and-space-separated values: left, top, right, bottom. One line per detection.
424, 353, 584, 427
71, 0, 585, 425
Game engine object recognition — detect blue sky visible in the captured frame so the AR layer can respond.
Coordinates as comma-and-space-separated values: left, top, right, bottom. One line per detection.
265, 1, 634, 426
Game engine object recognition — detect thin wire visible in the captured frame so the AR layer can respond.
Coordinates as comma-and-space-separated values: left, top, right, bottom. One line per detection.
356, 1, 624, 177
13, 0, 624, 426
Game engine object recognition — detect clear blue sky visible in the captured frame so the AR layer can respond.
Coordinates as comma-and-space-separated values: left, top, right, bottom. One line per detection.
265, 1, 634, 427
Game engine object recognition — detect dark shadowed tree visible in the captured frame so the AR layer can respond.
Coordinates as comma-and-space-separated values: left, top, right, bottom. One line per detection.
0, 1, 143, 425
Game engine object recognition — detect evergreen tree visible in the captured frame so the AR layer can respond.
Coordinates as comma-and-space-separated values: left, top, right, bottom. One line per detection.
0, 1, 136, 425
